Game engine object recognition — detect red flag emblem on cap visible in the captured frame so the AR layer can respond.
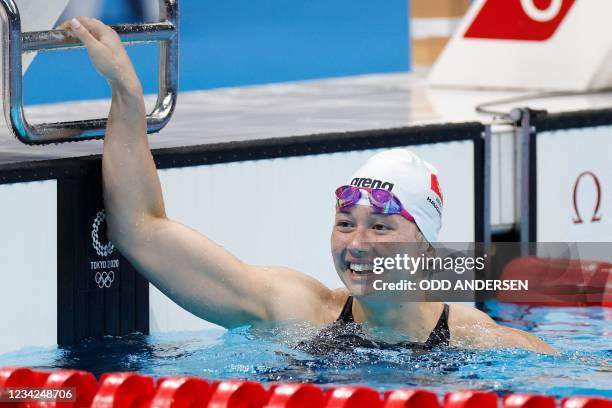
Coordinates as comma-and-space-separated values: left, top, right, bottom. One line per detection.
431, 174, 443, 203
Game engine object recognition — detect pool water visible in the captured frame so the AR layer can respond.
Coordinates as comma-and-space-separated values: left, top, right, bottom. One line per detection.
1, 301, 610, 398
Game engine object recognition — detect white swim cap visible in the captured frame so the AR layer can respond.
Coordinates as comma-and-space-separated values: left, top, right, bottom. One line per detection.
347, 149, 443, 242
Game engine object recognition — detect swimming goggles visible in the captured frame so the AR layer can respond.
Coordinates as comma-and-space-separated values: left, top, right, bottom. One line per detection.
335, 185, 415, 223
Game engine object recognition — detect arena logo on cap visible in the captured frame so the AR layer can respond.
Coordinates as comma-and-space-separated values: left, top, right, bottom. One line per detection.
350, 177, 394, 191
464, 0, 576, 41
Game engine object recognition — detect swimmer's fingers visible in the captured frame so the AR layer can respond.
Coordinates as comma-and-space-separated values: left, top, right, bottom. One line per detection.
77, 17, 124, 49
55, 20, 71, 31
65, 17, 137, 85
68, 17, 102, 51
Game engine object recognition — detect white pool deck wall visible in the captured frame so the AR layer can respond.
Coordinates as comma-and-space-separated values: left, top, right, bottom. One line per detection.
0, 140, 479, 351
0, 137, 480, 352
0, 0, 68, 353
530, 123, 612, 267
536, 125, 612, 244
0, 180, 57, 353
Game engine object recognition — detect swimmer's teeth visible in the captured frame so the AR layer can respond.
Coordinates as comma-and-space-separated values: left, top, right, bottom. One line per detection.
350, 263, 373, 274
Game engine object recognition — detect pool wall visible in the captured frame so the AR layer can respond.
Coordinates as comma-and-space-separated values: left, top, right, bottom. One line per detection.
4, 103, 612, 354
526, 110, 612, 244
0, 180, 57, 353
3, 99, 612, 354
0, 122, 485, 352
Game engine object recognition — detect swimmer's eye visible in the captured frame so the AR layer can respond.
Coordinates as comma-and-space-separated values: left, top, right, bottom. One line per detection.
336, 220, 354, 230
373, 223, 391, 232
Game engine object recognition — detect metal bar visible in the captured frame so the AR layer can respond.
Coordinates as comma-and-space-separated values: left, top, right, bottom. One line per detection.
0, 0, 179, 145
150, 0, 178, 132
491, 223, 518, 235
483, 125, 492, 245
1, 0, 29, 142
22, 22, 176, 52
518, 108, 532, 255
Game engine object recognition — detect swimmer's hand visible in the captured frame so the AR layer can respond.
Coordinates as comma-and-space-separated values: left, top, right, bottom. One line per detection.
58, 17, 139, 89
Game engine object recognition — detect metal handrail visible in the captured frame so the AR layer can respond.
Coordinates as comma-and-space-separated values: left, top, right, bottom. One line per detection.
1, 0, 179, 144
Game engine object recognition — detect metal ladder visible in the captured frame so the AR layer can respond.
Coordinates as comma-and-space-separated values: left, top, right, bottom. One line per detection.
0, 0, 178, 144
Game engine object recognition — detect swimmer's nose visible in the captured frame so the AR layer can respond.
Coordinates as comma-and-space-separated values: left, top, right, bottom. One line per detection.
347, 228, 370, 257
348, 247, 369, 259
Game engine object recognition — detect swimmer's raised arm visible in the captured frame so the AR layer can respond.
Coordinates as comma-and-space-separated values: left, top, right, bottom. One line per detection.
68, 17, 332, 328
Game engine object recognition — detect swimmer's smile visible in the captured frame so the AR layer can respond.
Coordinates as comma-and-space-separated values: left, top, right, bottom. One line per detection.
347, 262, 374, 278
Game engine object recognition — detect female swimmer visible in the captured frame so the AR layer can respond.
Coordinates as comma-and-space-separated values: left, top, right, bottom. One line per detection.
64, 17, 556, 354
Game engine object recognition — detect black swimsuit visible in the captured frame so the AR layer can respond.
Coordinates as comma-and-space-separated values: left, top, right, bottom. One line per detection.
298, 296, 450, 354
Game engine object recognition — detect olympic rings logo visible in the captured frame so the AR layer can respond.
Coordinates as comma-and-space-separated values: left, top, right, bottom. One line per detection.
92, 210, 115, 257
95, 271, 115, 289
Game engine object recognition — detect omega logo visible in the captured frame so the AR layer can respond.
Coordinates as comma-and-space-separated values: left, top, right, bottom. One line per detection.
572, 171, 602, 224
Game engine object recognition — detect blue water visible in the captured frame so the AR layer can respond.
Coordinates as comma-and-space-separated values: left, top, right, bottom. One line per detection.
24, 0, 409, 105
1, 301, 610, 398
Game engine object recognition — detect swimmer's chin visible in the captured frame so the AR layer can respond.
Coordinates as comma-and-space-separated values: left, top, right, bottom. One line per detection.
341, 269, 379, 296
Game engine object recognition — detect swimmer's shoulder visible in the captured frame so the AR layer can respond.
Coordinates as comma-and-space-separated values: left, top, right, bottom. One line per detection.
329, 287, 351, 311
447, 303, 495, 343
259, 266, 343, 324
447, 304, 558, 355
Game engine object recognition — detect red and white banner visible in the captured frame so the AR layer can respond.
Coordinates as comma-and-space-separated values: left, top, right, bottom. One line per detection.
429, 0, 612, 90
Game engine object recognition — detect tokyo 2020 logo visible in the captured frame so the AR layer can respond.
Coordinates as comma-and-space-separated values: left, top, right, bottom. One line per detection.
92, 210, 115, 257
